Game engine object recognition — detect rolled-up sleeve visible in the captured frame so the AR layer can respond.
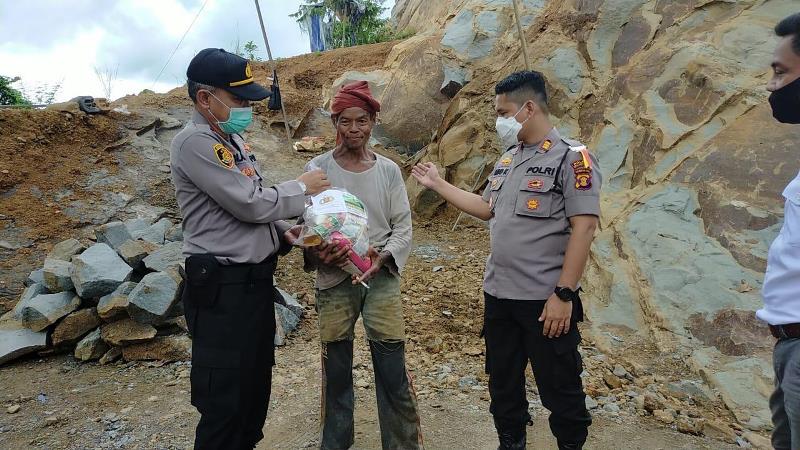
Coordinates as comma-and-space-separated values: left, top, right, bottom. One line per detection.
562, 150, 602, 218
177, 133, 306, 223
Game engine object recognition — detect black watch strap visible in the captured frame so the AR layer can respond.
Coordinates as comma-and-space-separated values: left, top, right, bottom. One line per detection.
554, 286, 578, 302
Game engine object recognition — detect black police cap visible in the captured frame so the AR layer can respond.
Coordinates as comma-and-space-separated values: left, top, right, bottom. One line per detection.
187, 48, 272, 101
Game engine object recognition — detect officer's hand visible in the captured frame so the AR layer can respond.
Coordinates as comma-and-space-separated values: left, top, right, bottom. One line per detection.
283, 225, 303, 245
410, 162, 442, 189
539, 294, 572, 338
298, 169, 331, 196
353, 247, 385, 285
315, 241, 350, 267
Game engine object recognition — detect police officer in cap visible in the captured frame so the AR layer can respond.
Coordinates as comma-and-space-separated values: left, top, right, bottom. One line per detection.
170, 48, 330, 449
412, 71, 599, 449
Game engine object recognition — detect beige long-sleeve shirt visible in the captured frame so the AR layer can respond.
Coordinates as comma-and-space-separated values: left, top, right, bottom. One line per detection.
304, 151, 412, 290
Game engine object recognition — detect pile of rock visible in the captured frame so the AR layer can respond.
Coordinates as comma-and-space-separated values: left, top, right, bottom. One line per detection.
0, 217, 305, 366
580, 351, 769, 449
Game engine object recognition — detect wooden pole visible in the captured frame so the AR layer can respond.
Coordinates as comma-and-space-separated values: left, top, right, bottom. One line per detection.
511, 0, 531, 70
254, 0, 293, 144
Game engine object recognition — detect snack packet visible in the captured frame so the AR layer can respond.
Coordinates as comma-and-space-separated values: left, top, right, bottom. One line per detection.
293, 188, 372, 278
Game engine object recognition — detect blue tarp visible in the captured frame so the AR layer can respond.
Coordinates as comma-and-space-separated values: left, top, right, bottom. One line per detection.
310, 14, 326, 52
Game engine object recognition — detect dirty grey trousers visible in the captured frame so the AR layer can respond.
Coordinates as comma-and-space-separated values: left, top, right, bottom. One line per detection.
316, 270, 423, 450
771, 337, 800, 450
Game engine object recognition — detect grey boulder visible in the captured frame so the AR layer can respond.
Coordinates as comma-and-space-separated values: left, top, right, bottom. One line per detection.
127, 269, 183, 325
133, 218, 172, 245
42, 258, 74, 293
70, 244, 133, 299
18, 292, 81, 332
74, 328, 109, 361
275, 287, 305, 319
274, 303, 300, 347
95, 222, 133, 251
97, 282, 137, 321
0, 316, 48, 366
48, 238, 85, 262
142, 241, 183, 272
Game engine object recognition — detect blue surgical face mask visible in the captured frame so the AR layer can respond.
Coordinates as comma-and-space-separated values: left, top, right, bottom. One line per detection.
207, 91, 253, 134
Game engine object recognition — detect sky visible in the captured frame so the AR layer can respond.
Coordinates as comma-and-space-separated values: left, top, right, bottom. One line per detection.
0, 0, 395, 103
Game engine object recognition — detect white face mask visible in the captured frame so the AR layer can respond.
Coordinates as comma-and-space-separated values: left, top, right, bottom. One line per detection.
495, 103, 531, 149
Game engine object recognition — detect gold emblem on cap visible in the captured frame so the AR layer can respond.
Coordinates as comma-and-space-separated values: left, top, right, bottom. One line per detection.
230, 62, 255, 87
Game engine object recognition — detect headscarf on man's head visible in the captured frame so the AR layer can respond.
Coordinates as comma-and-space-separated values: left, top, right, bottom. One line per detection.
330, 81, 381, 145
331, 81, 381, 118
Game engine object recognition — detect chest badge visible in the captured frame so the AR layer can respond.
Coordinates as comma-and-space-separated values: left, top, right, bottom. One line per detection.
241, 166, 256, 177
527, 179, 544, 190
500, 157, 512, 167
491, 178, 500, 188
213, 143, 235, 169
527, 199, 540, 211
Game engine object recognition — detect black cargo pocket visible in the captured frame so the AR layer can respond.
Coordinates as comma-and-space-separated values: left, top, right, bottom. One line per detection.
551, 329, 582, 386
190, 366, 211, 408
184, 255, 221, 309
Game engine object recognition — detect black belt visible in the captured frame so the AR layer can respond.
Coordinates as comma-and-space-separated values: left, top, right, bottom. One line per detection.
770, 323, 800, 339
182, 254, 277, 286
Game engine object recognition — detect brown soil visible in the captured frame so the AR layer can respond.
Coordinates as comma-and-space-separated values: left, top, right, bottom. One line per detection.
0, 109, 125, 241
255, 41, 397, 119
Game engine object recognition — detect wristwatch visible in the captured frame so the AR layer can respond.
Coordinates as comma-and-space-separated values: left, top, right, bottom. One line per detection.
297, 180, 308, 195
554, 286, 579, 303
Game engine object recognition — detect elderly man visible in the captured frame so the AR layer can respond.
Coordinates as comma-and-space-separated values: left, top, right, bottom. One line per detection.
289, 81, 423, 450
756, 12, 800, 450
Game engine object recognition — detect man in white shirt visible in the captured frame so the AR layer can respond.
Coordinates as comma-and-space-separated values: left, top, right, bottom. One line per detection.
756, 12, 800, 450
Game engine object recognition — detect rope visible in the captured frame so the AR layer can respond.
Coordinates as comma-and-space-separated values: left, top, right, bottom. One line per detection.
151, 0, 210, 88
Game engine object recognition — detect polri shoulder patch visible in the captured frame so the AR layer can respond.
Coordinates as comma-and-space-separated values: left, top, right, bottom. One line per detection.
213, 143, 235, 169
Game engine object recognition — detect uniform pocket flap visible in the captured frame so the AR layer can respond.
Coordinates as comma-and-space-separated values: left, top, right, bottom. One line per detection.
515, 193, 553, 217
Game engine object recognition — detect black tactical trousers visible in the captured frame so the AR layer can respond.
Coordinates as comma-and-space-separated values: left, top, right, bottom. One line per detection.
183, 255, 278, 450
483, 292, 591, 450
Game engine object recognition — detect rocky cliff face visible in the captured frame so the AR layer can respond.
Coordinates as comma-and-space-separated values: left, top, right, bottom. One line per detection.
391, 0, 800, 431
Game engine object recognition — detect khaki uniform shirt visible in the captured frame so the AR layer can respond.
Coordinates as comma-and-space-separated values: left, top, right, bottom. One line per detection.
170, 111, 305, 265
481, 128, 602, 300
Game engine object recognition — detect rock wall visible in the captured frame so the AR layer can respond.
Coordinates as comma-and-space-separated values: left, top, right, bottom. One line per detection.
393, 0, 800, 429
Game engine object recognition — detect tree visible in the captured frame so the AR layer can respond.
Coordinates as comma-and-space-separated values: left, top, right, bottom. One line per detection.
94, 65, 119, 100
291, 0, 405, 49
0, 76, 30, 106
231, 38, 262, 61
243, 41, 262, 61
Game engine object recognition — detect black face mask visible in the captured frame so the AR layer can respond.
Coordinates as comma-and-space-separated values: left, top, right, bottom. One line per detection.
769, 76, 800, 124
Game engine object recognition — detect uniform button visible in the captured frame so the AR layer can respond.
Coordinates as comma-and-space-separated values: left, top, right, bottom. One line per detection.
201, 268, 207, 274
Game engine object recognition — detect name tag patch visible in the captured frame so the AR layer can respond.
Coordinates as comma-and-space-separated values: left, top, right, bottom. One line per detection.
526, 166, 556, 176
